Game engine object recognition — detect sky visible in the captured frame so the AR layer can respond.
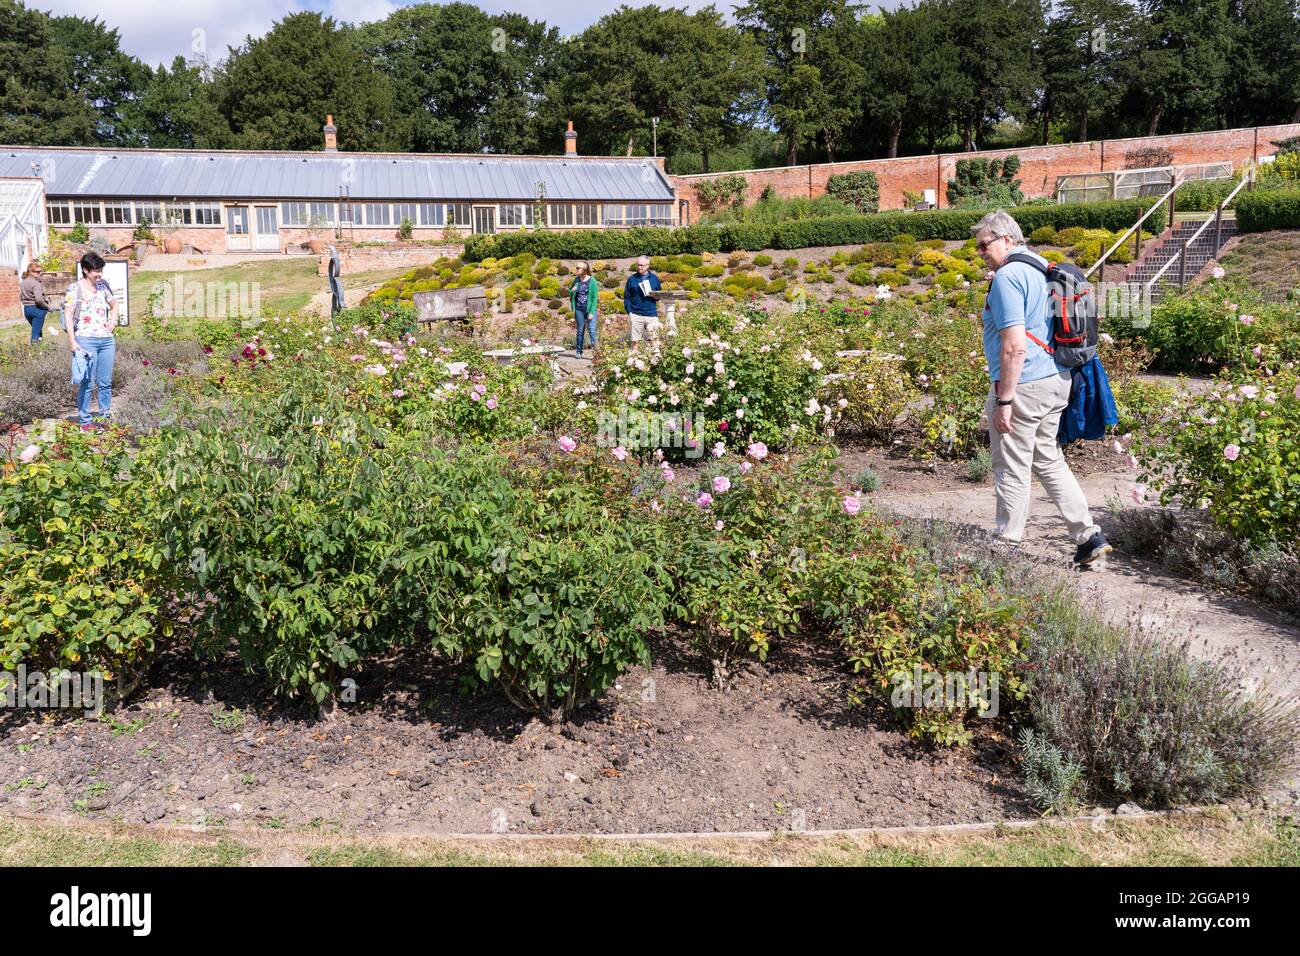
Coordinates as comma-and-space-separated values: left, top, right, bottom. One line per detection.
28, 0, 775, 69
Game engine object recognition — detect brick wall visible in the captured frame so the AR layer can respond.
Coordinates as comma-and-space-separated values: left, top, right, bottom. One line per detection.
0, 267, 19, 318
672, 123, 1300, 216
317, 243, 465, 276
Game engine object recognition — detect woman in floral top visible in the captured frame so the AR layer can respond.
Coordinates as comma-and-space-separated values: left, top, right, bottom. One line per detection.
64, 251, 120, 429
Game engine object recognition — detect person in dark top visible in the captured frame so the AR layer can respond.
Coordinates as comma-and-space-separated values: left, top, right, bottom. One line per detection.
569, 261, 599, 357
623, 255, 661, 343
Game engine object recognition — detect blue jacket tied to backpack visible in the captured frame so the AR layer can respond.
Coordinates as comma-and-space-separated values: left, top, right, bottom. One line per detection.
1058, 356, 1118, 444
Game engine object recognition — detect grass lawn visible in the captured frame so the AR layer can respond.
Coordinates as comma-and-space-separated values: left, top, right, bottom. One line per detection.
2, 258, 421, 350
2, 808, 1295, 867
1217, 229, 1300, 302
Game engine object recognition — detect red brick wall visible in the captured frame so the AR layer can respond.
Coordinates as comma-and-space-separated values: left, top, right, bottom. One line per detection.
672, 123, 1300, 216
0, 267, 20, 318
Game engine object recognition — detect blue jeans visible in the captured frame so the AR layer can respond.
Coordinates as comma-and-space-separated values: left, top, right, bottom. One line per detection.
23, 305, 48, 343
575, 308, 596, 354
76, 336, 116, 425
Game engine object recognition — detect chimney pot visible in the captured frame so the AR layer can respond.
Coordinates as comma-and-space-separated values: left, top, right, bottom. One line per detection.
564, 120, 578, 157
324, 115, 338, 152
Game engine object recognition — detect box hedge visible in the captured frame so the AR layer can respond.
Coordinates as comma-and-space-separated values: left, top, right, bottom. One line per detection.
463, 199, 1163, 262
1235, 187, 1300, 232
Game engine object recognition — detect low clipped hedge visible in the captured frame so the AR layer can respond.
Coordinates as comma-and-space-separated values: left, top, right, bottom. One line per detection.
1235, 187, 1300, 232
463, 199, 1163, 261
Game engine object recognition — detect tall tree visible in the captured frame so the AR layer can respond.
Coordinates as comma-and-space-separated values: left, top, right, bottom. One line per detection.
537, 5, 765, 168
860, 3, 959, 157
48, 14, 150, 144
0, 0, 97, 145
356, 2, 563, 154
1226, 0, 1300, 125
215, 11, 399, 151
123, 57, 232, 149
735, 0, 866, 164
1126, 0, 1233, 135
1036, 0, 1140, 143
928, 0, 1045, 151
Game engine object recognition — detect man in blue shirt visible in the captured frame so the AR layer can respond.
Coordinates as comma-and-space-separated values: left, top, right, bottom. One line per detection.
623, 255, 661, 343
975, 209, 1111, 566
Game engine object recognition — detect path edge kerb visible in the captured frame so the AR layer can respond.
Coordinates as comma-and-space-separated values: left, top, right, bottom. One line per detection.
0, 804, 1238, 845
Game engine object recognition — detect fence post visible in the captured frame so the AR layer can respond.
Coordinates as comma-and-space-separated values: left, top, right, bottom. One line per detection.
1214, 205, 1222, 252
1178, 238, 1188, 288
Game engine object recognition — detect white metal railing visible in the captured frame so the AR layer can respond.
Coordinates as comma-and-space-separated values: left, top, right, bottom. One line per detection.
1084, 174, 1184, 280
1145, 166, 1255, 294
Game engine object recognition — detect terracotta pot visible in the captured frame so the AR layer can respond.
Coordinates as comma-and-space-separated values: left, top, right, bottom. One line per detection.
308, 238, 324, 254
164, 237, 182, 254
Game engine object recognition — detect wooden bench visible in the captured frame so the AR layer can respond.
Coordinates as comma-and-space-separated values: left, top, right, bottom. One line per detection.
413, 286, 488, 327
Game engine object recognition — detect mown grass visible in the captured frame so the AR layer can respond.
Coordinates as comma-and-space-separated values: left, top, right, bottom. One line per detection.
2, 809, 1295, 867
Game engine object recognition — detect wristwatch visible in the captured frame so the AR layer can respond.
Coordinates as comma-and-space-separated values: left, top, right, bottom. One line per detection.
996, 398, 1014, 406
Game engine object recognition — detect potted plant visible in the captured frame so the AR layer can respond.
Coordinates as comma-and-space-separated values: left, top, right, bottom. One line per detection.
133, 221, 157, 256
155, 203, 185, 254
306, 212, 329, 254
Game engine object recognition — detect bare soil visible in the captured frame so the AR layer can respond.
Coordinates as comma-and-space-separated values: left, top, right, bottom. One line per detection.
0, 632, 1030, 835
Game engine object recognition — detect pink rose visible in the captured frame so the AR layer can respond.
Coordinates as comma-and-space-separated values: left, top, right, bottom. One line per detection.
739, 460, 753, 473
611, 446, 628, 462
557, 436, 577, 453
660, 466, 675, 483
1239, 314, 1255, 326
695, 492, 713, 508
747, 442, 768, 460
1130, 484, 1147, 504
712, 475, 731, 494
1223, 443, 1240, 461
842, 494, 861, 515
714, 520, 725, 531
18, 444, 40, 464
486, 397, 498, 410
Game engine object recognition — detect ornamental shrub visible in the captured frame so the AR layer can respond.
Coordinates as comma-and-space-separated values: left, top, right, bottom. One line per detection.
1, 425, 176, 700
826, 171, 881, 214
1134, 366, 1300, 545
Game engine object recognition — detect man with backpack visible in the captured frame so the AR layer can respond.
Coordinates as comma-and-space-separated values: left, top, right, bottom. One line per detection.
973, 209, 1112, 566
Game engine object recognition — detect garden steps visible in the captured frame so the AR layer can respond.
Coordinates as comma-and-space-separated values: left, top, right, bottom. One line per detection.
870, 468, 1300, 801
1121, 217, 1238, 299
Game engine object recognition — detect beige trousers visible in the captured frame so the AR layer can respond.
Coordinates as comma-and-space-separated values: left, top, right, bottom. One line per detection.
629, 314, 660, 344
986, 370, 1100, 545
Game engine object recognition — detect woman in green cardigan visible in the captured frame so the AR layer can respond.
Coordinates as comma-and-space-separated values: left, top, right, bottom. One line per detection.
569, 261, 599, 357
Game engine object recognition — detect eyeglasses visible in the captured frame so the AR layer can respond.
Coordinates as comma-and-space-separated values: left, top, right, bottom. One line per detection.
976, 236, 1007, 253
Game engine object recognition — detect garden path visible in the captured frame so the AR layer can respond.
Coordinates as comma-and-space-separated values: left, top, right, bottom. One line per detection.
872, 468, 1300, 803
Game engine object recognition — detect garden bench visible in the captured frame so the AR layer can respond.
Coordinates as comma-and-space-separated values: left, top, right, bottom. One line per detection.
413, 286, 488, 327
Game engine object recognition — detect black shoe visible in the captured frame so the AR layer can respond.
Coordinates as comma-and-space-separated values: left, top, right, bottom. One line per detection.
1073, 532, 1113, 566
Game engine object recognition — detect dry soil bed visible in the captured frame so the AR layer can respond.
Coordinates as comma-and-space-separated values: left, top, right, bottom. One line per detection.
0, 634, 1030, 835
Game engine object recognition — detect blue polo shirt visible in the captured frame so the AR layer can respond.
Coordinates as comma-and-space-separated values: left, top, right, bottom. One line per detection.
983, 246, 1059, 384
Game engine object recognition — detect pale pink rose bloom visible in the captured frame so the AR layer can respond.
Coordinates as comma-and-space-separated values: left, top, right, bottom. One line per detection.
660, 466, 676, 483
1130, 484, 1147, 504
1239, 385, 1259, 399
19, 444, 39, 464
650, 499, 662, 513
1126, 454, 1139, 471
747, 442, 768, 460
1223, 444, 1241, 461
842, 495, 861, 515
695, 492, 713, 508
1239, 314, 1255, 326
486, 397, 497, 410
1112, 439, 1124, 455
714, 520, 725, 531
470, 391, 481, 402
739, 461, 753, 473
392, 389, 405, 398
712, 475, 731, 494
712, 442, 726, 458
611, 446, 628, 462
1294, 384, 1300, 400
557, 436, 577, 453
1211, 266, 1225, 280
